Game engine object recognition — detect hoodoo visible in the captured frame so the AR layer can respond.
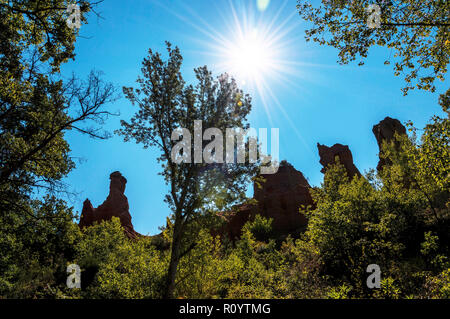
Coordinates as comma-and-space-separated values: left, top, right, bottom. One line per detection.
220, 161, 313, 240
317, 143, 361, 179
79, 171, 140, 239
372, 117, 407, 171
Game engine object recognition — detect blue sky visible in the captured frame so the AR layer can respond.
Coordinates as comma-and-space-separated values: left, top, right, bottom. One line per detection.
61, 0, 448, 235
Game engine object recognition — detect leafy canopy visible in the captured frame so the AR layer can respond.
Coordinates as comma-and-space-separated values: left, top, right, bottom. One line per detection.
297, 0, 450, 95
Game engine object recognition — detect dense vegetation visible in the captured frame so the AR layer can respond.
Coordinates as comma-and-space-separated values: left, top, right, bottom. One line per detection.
1, 110, 448, 298
0, 0, 448, 299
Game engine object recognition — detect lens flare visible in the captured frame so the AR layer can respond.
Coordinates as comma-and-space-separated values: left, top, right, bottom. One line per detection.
156, 0, 317, 149
257, 0, 270, 12
207, 1, 302, 113
204, 1, 316, 154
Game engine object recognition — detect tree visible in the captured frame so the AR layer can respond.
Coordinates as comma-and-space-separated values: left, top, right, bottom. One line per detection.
0, 0, 117, 215
299, 110, 449, 297
118, 42, 260, 298
296, 0, 450, 95
73, 217, 167, 298
0, 0, 117, 297
0, 195, 80, 298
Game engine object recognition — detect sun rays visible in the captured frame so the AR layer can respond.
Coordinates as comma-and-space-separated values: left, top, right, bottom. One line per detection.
153, 0, 321, 153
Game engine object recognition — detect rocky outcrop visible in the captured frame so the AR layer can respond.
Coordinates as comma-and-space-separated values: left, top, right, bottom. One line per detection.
254, 161, 312, 232
372, 117, 407, 171
220, 161, 313, 240
217, 141, 365, 240
79, 171, 140, 239
220, 144, 362, 240
80, 117, 406, 242
317, 143, 361, 178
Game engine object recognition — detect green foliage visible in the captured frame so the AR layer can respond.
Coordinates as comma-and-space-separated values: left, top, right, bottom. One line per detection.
242, 215, 274, 242
373, 277, 402, 299
279, 237, 327, 298
305, 164, 408, 296
327, 283, 352, 299
0, 1, 116, 299
0, 0, 89, 73
224, 219, 287, 299
71, 218, 167, 298
2, 113, 447, 299
92, 236, 167, 299
75, 217, 128, 272
421, 231, 449, 270
174, 217, 291, 299
175, 230, 226, 298
0, 3, 448, 298
296, 114, 449, 298
407, 116, 450, 192
296, 0, 449, 95
118, 42, 259, 297
0, 195, 81, 298
423, 268, 450, 298
0, 0, 114, 191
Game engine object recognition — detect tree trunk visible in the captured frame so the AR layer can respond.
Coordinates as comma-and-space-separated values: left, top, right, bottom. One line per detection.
163, 214, 183, 299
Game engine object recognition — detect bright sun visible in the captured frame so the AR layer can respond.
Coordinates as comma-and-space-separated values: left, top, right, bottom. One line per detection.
224, 28, 275, 85
160, 0, 315, 157
167, 0, 304, 119
206, 1, 301, 108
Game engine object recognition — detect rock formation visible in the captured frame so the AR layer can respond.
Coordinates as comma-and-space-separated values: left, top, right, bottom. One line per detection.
220, 143, 363, 240
79, 171, 140, 239
79, 117, 406, 242
220, 161, 313, 240
372, 117, 407, 171
317, 143, 361, 178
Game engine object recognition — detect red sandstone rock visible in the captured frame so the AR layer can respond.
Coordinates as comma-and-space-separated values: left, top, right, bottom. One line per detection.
79, 171, 140, 239
317, 143, 361, 179
79, 117, 406, 243
221, 161, 312, 240
372, 117, 407, 171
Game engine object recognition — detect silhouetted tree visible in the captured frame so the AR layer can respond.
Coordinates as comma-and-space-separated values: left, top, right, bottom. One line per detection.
118, 43, 260, 298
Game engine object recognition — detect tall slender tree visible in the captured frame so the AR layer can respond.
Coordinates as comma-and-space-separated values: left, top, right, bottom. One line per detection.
118, 43, 260, 298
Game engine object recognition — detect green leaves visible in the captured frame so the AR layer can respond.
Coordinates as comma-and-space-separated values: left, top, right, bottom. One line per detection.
0, 195, 80, 298
298, 113, 449, 298
297, 0, 450, 95
118, 43, 259, 297
75, 218, 167, 298
0, 1, 116, 298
